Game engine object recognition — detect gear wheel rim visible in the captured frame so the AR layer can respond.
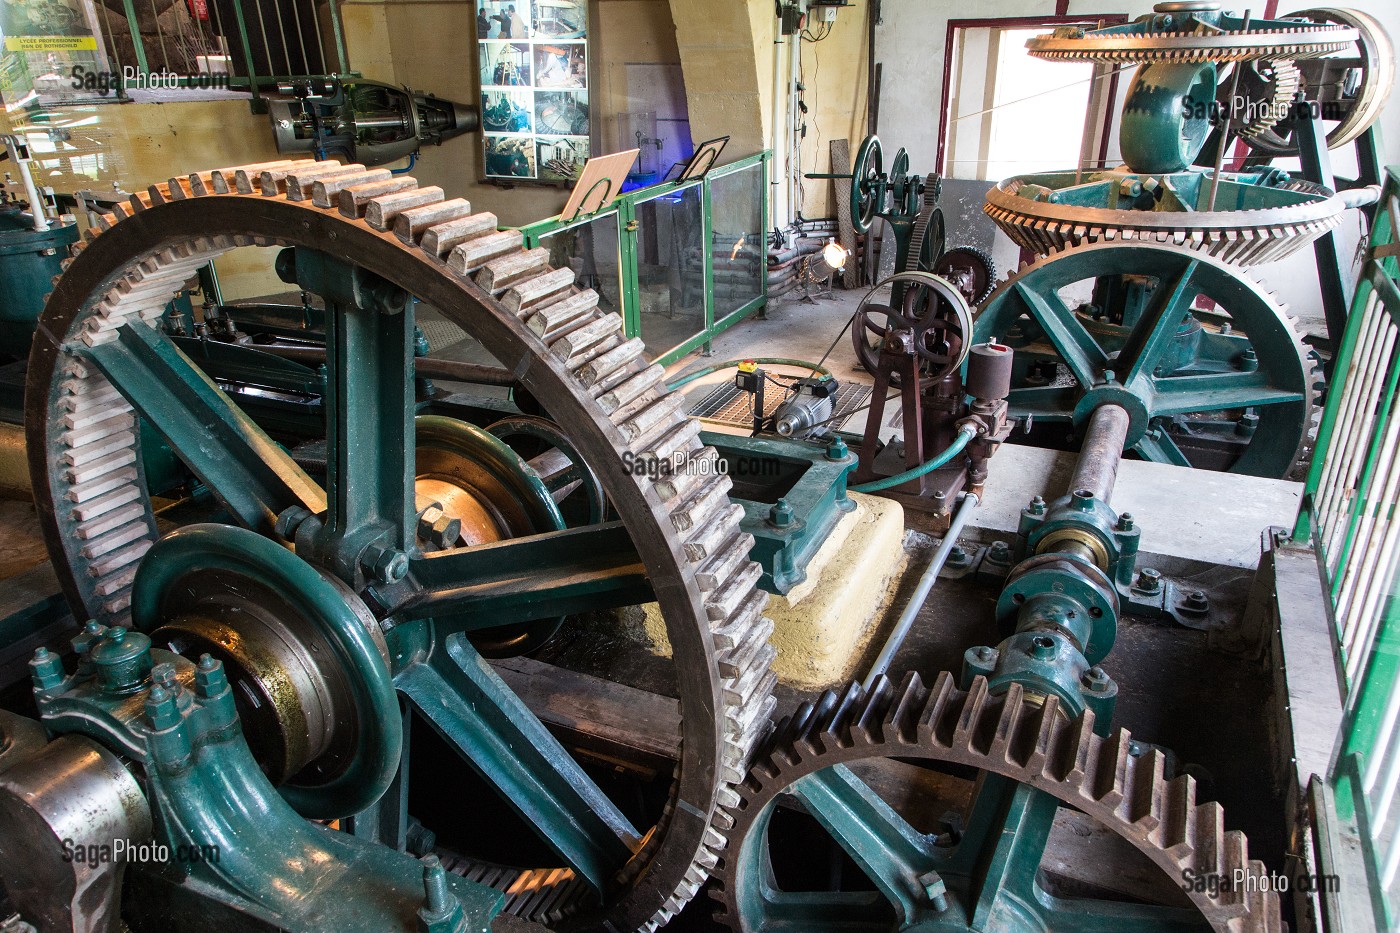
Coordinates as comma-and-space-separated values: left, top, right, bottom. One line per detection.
26, 160, 777, 932
983, 169, 1344, 266
712, 671, 1284, 933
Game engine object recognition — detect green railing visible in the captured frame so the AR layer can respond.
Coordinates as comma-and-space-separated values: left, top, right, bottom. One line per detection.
1292, 166, 1400, 933
516, 151, 770, 367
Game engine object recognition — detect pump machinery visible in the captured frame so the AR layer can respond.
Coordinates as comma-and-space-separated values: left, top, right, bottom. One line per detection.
0, 3, 1394, 933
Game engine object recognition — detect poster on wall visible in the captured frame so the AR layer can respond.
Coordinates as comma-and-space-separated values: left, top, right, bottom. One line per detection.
476, 0, 588, 183
0, 0, 111, 110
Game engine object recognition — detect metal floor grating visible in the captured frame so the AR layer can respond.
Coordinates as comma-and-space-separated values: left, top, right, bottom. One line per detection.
688, 379, 872, 430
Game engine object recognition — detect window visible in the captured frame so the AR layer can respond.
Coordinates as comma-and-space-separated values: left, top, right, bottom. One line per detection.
939, 17, 1126, 181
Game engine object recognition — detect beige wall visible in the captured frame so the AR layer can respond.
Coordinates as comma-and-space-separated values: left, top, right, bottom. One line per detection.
794, 7, 868, 217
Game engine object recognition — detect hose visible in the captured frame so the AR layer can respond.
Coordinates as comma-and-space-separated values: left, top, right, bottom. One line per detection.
665, 357, 832, 390
849, 423, 977, 493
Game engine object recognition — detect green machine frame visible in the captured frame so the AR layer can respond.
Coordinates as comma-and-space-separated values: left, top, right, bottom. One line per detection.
516, 151, 771, 366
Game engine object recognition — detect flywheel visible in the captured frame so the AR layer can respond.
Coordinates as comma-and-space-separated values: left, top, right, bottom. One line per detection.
712, 672, 1284, 933
27, 159, 776, 931
971, 241, 1317, 478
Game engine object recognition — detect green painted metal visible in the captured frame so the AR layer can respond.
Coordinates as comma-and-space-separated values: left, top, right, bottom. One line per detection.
733, 765, 1204, 931
0, 212, 78, 352
702, 431, 857, 594
129, 523, 401, 819
518, 152, 771, 366
395, 630, 639, 893
30, 630, 502, 931
1121, 63, 1217, 173
399, 521, 650, 627
80, 322, 327, 536
975, 242, 1311, 477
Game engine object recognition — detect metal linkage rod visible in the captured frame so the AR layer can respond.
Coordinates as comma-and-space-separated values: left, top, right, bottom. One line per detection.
863, 491, 980, 690
1068, 403, 1131, 505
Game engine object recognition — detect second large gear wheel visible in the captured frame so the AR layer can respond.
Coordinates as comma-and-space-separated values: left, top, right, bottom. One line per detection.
713, 672, 1283, 932
972, 241, 1317, 478
29, 159, 776, 931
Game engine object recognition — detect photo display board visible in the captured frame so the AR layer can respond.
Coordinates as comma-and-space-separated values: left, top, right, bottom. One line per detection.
477, 0, 588, 183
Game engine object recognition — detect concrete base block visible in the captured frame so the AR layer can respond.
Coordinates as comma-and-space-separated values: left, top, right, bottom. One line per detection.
633, 494, 906, 688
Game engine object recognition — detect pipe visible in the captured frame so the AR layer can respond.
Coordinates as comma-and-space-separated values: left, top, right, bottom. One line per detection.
1068, 404, 1130, 504
772, 28, 789, 229
665, 357, 832, 390
3, 136, 49, 232
850, 424, 977, 494
863, 491, 981, 689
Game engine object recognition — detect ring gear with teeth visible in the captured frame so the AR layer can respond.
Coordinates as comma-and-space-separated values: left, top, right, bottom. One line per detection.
983, 169, 1344, 266
1027, 3, 1358, 65
1241, 8, 1396, 156
713, 672, 1284, 933
28, 158, 777, 931
1226, 58, 1303, 138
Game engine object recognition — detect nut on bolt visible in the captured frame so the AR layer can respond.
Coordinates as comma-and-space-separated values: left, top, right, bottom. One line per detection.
769, 497, 795, 528
1081, 666, 1112, 694
1183, 589, 1210, 613
417, 505, 462, 551
1027, 495, 1046, 516
917, 870, 949, 912
364, 544, 410, 584
989, 540, 1011, 561
1136, 568, 1162, 592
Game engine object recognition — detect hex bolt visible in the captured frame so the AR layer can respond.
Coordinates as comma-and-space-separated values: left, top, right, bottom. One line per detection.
1236, 411, 1261, 437
1029, 635, 1057, 660
274, 505, 312, 540
419, 854, 455, 920
769, 497, 795, 528
29, 646, 64, 692
1027, 495, 1046, 516
196, 654, 227, 698
1081, 666, 1112, 693
1239, 348, 1259, 372
1116, 512, 1135, 532
989, 540, 1011, 561
364, 544, 410, 584
918, 870, 949, 912
71, 620, 107, 658
144, 684, 180, 730
416, 505, 462, 551
151, 662, 181, 696
1184, 590, 1210, 612
949, 543, 967, 562
825, 437, 850, 461
1137, 568, 1162, 592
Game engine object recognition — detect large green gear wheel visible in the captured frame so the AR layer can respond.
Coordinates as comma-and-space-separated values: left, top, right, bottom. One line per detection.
712, 672, 1283, 932
971, 241, 1317, 478
27, 159, 776, 931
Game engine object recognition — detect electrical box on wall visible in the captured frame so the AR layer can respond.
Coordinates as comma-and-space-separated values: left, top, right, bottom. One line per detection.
807, 0, 850, 22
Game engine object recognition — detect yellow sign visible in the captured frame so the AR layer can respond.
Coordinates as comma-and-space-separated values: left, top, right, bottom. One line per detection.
4, 36, 98, 52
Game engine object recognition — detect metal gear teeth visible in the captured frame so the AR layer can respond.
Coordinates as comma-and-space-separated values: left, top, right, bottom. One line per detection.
1236, 59, 1302, 139
37, 157, 777, 932
712, 672, 1284, 933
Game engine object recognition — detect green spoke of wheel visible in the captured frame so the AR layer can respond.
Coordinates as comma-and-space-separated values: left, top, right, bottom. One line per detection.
1012, 282, 1109, 388
81, 323, 326, 536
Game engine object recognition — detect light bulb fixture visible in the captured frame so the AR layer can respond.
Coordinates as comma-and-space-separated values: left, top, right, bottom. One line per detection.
822, 237, 848, 270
